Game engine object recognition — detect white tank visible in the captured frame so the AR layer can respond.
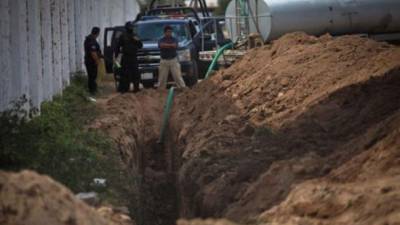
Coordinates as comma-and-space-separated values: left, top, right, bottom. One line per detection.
225, 0, 400, 42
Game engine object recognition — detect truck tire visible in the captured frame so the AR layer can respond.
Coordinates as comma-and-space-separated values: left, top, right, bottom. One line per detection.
142, 80, 156, 89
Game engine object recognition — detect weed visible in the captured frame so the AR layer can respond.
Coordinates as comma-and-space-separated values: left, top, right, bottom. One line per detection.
0, 75, 124, 196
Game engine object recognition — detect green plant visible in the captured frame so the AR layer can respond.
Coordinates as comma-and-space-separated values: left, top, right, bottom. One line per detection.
0, 75, 121, 194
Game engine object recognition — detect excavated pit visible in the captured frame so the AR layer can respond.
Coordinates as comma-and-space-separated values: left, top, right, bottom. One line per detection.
92, 90, 181, 225
91, 33, 400, 225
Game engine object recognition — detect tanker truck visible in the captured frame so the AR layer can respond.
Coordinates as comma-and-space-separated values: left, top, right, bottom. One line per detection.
225, 0, 400, 42
199, 0, 400, 74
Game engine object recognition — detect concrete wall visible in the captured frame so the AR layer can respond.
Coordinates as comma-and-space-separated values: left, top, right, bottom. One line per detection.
0, 0, 140, 112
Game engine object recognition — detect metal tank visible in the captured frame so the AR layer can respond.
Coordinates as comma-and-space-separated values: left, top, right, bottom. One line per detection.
225, 0, 400, 42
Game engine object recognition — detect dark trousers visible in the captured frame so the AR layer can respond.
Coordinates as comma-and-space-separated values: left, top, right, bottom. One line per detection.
119, 58, 140, 93
85, 62, 97, 94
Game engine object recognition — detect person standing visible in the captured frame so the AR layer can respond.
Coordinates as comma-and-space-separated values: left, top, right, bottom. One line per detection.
115, 22, 143, 93
84, 27, 102, 95
158, 25, 186, 90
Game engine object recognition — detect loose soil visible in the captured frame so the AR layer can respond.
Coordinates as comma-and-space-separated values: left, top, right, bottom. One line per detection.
92, 33, 400, 225
170, 33, 400, 224
0, 170, 134, 225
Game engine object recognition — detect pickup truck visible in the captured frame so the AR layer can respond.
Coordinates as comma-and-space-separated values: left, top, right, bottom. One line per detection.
104, 9, 229, 88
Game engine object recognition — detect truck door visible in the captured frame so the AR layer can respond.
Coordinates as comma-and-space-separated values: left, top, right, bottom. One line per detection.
103, 27, 125, 73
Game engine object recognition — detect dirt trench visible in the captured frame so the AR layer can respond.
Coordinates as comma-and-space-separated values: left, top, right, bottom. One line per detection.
92, 90, 183, 225
92, 33, 400, 225
93, 68, 400, 225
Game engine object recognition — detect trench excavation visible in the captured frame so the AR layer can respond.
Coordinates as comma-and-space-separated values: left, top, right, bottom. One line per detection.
90, 33, 400, 225
92, 90, 182, 225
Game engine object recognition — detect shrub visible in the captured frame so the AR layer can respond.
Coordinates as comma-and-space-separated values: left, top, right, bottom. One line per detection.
0, 75, 119, 193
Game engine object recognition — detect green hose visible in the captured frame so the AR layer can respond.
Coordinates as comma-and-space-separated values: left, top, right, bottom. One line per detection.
204, 42, 234, 79
158, 87, 175, 144
158, 42, 234, 143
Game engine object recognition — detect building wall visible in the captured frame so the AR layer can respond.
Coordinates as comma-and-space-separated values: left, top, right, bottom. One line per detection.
0, 0, 140, 112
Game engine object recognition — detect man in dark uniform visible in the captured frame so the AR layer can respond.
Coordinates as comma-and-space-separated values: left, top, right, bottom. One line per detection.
115, 22, 143, 93
84, 27, 102, 95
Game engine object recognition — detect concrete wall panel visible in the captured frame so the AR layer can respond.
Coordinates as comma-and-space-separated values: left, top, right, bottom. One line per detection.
27, 0, 43, 109
60, 0, 70, 87
40, 0, 53, 101
80, 0, 89, 71
0, 0, 140, 112
111, 0, 125, 27
10, 0, 29, 106
74, 0, 84, 72
124, 0, 141, 21
68, 0, 76, 72
98, 0, 108, 48
50, 0, 62, 94
0, 0, 11, 110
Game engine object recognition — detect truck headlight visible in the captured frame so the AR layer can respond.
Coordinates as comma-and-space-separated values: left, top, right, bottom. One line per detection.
178, 49, 191, 62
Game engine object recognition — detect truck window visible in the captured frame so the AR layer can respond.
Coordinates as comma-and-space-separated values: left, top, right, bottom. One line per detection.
106, 31, 113, 47
112, 30, 124, 51
135, 23, 191, 42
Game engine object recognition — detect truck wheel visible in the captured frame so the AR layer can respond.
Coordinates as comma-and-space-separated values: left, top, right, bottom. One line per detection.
142, 80, 155, 89
185, 60, 199, 87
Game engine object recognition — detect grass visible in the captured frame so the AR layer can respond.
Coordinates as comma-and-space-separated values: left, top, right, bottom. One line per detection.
0, 75, 130, 200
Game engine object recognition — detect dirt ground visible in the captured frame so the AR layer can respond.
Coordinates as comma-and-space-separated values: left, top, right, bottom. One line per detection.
3, 32, 400, 225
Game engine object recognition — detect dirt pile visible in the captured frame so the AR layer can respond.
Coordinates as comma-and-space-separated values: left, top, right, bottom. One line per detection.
259, 117, 400, 225
89, 33, 400, 225
0, 170, 134, 225
97, 206, 136, 225
170, 32, 400, 223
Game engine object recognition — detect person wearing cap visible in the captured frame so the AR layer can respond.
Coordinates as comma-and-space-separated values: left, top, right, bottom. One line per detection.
158, 25, 186, 89
84, 27, 102, 95
115, 21, 143, 93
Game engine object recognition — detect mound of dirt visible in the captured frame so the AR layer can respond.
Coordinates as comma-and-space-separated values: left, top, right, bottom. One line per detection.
90, 33, 400, 225
0, 170, 134, 225
97, 206, 136, 225
170, 32, 400, 223
259, 122, 400, 225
